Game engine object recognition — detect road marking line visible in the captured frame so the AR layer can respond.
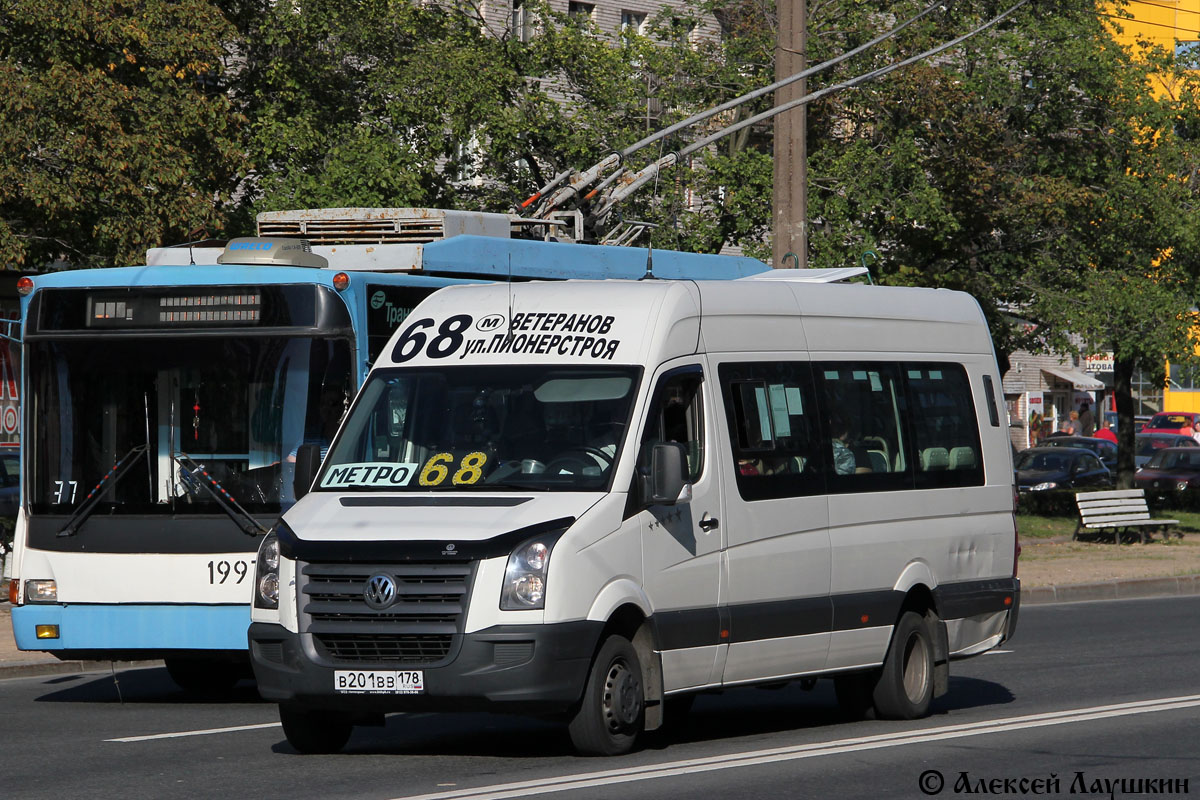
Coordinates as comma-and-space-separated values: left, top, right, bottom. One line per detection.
390, 694, 1200, 800
107, 722, 281, 743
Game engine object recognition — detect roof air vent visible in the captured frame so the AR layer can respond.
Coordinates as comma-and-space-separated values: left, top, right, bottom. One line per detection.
217, 237, 328, 268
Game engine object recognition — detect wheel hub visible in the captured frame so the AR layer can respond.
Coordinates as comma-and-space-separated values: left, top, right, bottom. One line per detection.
902, 631, 930, 703
602, 660, 642, 731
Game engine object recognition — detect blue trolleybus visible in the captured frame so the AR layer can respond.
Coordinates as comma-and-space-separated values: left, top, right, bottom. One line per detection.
6, 207, 774, 691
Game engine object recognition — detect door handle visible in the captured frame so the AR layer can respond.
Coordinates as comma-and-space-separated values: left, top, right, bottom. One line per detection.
699, 513, 719, 532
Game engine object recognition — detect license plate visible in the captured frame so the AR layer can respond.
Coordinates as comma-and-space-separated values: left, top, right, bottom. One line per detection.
333, 670, 424, 694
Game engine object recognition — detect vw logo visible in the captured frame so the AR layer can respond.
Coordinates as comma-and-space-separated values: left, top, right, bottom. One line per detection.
363, 573, 397, 610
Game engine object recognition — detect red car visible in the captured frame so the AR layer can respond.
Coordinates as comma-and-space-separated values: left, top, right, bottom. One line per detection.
1140, 412, 1200, 439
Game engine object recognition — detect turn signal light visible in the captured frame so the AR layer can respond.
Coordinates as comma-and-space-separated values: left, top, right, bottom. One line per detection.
332, 272, 350, 291
7, 579, 18, 605
16, 276, 33, 296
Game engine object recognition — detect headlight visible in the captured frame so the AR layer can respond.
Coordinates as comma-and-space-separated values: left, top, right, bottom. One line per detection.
500, 531, 566, 611
25, 579, 57, 604
255, 530, 280, 609
1177, 480, 1190, 492
1030, 482, 1058, 491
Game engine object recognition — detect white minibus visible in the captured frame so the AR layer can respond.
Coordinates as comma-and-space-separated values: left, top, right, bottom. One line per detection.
249, 277, 1019, 754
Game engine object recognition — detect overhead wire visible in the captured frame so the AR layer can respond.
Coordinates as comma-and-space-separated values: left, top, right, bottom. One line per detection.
524, 0, 947, 215
1099, 13, 1200, 35
1124, 0, 1200, 18
594, 0, 1034, 219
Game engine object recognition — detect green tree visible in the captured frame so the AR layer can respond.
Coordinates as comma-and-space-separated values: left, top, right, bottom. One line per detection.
234, 0, 775, 254
0, 0, 246, 269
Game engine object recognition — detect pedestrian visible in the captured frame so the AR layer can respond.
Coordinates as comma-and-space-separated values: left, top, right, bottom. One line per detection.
1094, 419, 1117, 443
1078, 402, 1095, 437
1063, 410, 1079, 436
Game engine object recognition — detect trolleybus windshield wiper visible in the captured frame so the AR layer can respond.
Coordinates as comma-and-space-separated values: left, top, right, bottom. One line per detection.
57, 444, 149, 538
171, 452, 269, 537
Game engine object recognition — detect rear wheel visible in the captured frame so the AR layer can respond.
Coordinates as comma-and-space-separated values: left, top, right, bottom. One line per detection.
568, 635, 644, 756
279, 704, 354, 754
872, 610, 936, 720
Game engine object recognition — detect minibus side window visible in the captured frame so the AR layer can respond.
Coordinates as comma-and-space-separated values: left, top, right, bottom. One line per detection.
904, 363, 984, 489
639, 369, 705, 484
718, 361, 825, 501
982, 374, 1001, 427
817, 363, 913, 494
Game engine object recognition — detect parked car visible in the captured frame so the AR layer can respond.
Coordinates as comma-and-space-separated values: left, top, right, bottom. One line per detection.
1103, 411, 1150, 433
1140, 411, 1200, 439
1134, 433, 1200, 467
1015, 446, 1112, 492
1039, 436, 1118, 469
1135, 446, 1200, 491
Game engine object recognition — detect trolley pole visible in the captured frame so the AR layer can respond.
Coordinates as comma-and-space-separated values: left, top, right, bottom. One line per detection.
773, 0, 807, 269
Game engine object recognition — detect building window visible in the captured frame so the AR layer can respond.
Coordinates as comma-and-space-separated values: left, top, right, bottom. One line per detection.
1176, 40, 1200, 67
1169, 362, 1200, 391
621, 10, 646, 33
568, 2, 595, 20
512, 0, 534, 43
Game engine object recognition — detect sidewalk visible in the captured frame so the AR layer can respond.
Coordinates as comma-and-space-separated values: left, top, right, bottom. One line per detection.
4, 574, 1200, 680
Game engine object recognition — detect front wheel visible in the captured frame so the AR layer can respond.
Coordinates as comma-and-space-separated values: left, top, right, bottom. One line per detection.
279, 704, 354, 754
872, 610, 936, 720
568, 635, 644, 756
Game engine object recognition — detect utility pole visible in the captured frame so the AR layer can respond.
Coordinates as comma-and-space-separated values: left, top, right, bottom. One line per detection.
773, 0, 806, 269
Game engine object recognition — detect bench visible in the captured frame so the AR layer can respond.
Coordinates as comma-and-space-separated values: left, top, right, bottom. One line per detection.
1074, 489, 1181, 544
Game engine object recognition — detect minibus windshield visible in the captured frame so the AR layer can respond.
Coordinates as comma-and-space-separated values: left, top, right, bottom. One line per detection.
317, 365, 641, 492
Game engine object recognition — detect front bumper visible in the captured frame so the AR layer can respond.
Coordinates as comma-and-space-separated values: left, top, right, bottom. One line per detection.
249, 620, 603, 715
12, 603, 251, 658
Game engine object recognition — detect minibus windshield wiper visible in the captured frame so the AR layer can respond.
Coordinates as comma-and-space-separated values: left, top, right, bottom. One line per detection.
172, 452, 269, 537
57, 445, 149, 538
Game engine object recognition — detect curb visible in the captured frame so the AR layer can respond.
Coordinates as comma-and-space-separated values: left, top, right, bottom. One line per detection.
1020, 574, 1200, 605
0, 658, 163, 681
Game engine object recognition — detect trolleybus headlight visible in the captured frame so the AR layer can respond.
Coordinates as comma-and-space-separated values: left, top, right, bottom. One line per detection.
500, 528, 567, 611
255, 530, 280, 610
25, 579, 57, 604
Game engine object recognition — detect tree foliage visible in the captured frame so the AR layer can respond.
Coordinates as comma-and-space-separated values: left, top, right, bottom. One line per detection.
0, 0, 246, 269
229, 0, 775, 255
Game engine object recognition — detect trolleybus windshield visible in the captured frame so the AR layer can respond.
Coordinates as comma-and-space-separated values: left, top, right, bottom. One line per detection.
28, 335, 353, 518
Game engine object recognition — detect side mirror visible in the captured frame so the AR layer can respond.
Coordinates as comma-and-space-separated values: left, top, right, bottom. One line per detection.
294, 444, 323, 501
641, 442, 692, 506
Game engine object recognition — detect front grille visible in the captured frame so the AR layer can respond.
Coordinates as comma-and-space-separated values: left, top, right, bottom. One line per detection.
318, 634, 452, 663
300, 562, 473, 665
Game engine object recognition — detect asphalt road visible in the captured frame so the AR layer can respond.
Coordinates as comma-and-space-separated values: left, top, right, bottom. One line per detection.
4, 596, 1199, 800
